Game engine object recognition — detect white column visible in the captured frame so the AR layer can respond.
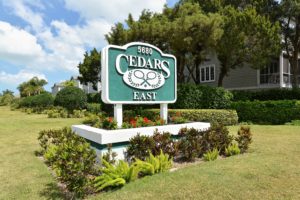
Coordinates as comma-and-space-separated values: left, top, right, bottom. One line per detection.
160, 103, 168, 124
114, 104, 123, 128
279, 52, 284, 88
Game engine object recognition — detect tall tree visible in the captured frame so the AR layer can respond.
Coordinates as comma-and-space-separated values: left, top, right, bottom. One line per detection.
77, 48, 101, 90
105, 2, 223, 83
216, 6, 280, 86
280, 0, 300, 88
17, 77, 47, 97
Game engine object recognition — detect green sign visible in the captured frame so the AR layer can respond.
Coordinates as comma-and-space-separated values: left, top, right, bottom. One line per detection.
101, 42, 177, 104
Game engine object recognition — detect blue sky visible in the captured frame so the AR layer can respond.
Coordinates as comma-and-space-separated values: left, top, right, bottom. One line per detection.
0, 0, 179, 94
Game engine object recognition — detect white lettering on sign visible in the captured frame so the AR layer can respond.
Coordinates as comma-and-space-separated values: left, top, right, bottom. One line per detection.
133, 91, 157, 101
115, 53, 171, 90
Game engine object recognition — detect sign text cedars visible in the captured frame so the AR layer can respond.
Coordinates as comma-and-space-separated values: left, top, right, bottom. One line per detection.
102, 42, 176, 104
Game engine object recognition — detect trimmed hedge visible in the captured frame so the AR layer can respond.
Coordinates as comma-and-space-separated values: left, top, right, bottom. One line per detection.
172, 84, 233, 109
232, 88, 300, 101
19, 93, 54, 108
54, 87, 87, 111
231, 100, 300, 124
124, 109, 238, 125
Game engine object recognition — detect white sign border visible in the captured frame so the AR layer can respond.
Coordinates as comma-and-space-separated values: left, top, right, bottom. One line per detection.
101, 42, 177, 104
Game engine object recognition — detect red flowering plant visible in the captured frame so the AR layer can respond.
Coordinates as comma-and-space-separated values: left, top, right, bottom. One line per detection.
122, 116, 166, 128
170, 112, 187, 124
102, 117, 117, 130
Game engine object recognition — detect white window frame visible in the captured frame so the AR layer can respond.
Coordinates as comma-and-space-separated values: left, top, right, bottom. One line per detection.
200, 65, 215, 83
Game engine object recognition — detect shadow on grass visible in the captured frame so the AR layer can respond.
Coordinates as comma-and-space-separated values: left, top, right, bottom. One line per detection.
39, 182, 66, 200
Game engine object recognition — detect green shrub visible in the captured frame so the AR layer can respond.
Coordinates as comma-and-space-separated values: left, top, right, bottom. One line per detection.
94, 160, 138, 192
87, 103, 101, 114
47, 107, 68, 118
225, 143, 241, 156
124, 109, 238, 126
0, 93, 14, 106
177, 125, 233, 161
235, 126, 252, 153
203, 148, 219, 161
19, 93, 54, 108
172, 84, 233, 109
127, 134, 156, 161
177, 128, 203, 161
94, 151, 172, 192
82, 113, 102, 127
126, 131, 177, 161
70, 109, 86, 118
231, 100, 300, 124
38, 127, 97, 198
102, 117, 117, 130
54, 86, 87, 111
232, 88, 300, 101
286, 120, 300, 126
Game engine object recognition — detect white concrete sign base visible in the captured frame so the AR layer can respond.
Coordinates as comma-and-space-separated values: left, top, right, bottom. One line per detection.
72, 122, 210, 160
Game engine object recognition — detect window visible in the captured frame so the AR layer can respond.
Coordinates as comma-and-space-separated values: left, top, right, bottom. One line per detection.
260, 60, 279, 84
200, 65, 215, 82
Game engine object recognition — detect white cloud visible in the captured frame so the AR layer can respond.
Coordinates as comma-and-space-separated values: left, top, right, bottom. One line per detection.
64, 0, 166, 23
1, 0, 45, 32
0, 21, 44, 63
0, 0, 167, 79
0, 70, 47, 86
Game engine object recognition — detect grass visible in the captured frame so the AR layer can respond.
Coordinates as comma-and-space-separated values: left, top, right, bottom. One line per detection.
0, 106, 82, 200
0, 106, 300, 199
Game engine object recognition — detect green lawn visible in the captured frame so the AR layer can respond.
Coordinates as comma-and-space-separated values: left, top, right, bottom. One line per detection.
0, 106, 300, 200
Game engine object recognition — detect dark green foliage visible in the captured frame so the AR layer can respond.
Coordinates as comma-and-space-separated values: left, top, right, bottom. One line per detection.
54, 86, 87, 111
87, 93, 102, 103
38, 127, 97, 198
87, 93, 113, 115
202, 125, 233, 155
19, 93, 54, 108
102, 117, 117, 130
235, 126, 252, 153
126, 131, 177, 161
124, 109, 238, 126
232, 89, 300, 101
126, 134, 156, 161
87, 103, 101, 114
177, 125, 233, 161
172, 84, 233, 109
231, 100, 300, 124
178, 128, 203, 161
78, 48, 101, 90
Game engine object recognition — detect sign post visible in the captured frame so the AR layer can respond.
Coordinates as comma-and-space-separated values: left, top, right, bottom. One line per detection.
102, 42, 176, 127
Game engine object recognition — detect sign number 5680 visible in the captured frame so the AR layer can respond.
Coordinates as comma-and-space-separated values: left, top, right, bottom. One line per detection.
137, 46, 152, 55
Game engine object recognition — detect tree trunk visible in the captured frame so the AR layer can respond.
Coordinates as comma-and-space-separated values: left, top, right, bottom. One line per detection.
218, 64, 228, 87
290, 53, 299, 88
195, 58, 201, 84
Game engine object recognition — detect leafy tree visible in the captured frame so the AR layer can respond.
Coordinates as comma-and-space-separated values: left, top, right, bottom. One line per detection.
216, 6, 280, 86
183, 0, 281, 86
280, 0, 300, 88
62, 80, 76, 87
17, 77, 47, 97
77, 48, 101, 90
105, 2, 223, 83
0, 89, 14, 106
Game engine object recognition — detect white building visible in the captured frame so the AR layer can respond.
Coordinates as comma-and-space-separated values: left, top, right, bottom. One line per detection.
51, 76, 101, 95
